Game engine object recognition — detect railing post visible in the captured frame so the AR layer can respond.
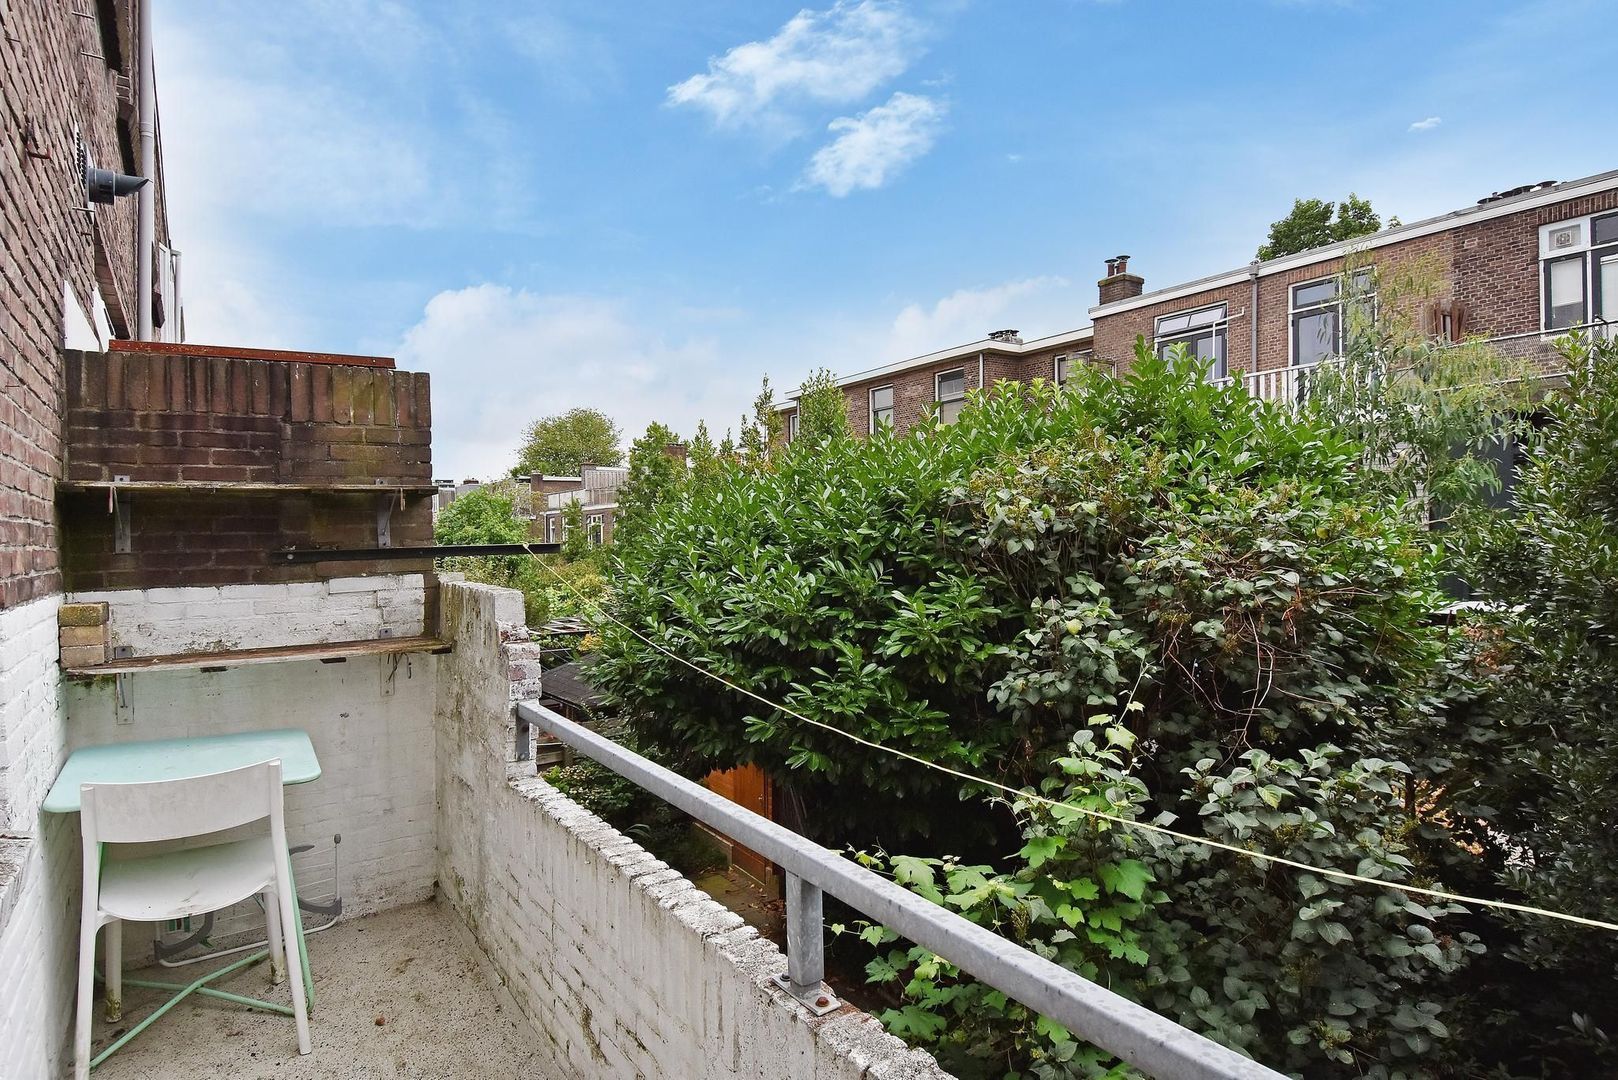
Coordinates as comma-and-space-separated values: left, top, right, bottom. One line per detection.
776, 872, 839, 1015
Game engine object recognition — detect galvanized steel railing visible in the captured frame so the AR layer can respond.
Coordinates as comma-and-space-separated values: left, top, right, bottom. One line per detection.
517, 702, 1286, 1080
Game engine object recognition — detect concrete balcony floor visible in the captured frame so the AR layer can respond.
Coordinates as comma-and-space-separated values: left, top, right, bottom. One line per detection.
90, 901, 560, 1079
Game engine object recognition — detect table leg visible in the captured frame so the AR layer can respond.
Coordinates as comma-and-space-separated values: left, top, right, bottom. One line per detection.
291, 866, 315, 1012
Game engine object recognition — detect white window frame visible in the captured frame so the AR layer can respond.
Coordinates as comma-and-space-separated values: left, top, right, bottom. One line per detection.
1054, 350, 1092, 385
1153, 304, 1228, 378
1539, 211, 1618, 337
1287, 269, 1375, 368
935, 368, 967, 424
585, 512, 605, 546
787, 411, 799, 441
869, 385, 894, 432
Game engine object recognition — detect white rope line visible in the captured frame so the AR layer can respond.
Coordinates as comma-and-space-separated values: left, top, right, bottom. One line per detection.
520, 544, 1618, 932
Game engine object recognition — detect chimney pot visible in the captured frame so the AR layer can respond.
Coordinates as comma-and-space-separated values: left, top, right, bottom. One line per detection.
1115, 254, 1130, 275
1104, 257, 1118, 276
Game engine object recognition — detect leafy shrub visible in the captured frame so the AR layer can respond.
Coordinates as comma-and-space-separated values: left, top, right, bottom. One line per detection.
597, 343, 1476, 1075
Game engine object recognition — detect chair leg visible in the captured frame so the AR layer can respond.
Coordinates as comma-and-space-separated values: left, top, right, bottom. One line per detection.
74, 909, 99, 1080
275, 870, 311, 1055
264, 890, 284, 986
103, 919, 123, 1022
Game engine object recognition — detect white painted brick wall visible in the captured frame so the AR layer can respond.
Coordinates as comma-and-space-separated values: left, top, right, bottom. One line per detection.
433, 582, 950, 1080
68, 574, 428, 656
0, 593, 68, 831
65, 650, 439, 921
0, 819, 80, 1080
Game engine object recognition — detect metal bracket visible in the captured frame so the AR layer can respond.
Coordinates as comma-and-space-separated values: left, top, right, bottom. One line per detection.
113, 651, 135, 726
111, 486, 131, 553
772, 974, 840, 1016
375, 494, 393, 548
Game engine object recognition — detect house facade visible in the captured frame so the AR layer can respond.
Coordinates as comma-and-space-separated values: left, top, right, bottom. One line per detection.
779, 328, 1096, 439
531, 465, 628, 546
780, 169, 1618, 428
1089, 171, 1618, 397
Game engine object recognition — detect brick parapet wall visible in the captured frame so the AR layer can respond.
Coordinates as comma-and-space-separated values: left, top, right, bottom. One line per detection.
57, 347, 435, 589
63, 348, 431, 487
433, 581, 950, 1080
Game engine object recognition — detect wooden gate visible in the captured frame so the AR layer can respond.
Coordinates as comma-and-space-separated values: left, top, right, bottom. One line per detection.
704, 763, 775, 887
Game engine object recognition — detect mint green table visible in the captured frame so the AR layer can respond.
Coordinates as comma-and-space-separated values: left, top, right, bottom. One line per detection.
44, 729, 322, 1068
43, 729, 321, 813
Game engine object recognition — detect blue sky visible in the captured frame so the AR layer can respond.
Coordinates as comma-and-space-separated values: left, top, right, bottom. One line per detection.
156, 0, 1617, 480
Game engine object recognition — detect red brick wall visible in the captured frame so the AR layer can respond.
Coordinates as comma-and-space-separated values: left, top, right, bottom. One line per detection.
64, 348, 431, 487
1092, 187, 1618, 380
1, 1, 164, 608
58, 347, 435, 589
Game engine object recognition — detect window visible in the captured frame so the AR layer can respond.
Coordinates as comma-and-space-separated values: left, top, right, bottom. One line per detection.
1289, 270, 1374, 367
547, 516, 557, 544
1054, 350, 1093, 385
787, 411, 799, 441
935, 369, 966, 424
1539, 211, 1618, 335
869, 385, 894, 431
585, 513, 605, 546
1154, 304, 1227, 378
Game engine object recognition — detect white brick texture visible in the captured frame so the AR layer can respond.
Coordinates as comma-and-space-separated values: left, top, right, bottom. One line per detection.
67, 574, 428, 656
434, 582, 950, 1079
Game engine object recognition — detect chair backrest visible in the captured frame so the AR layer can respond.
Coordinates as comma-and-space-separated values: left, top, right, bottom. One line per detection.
81, 758, 285, 847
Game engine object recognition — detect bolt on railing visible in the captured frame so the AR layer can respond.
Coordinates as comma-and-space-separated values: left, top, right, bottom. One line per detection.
517, 702, 1287, 1080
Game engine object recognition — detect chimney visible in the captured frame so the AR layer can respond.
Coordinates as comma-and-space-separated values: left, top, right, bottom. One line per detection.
987, 329, 1022, 344
1097, 253, 1144, 305
663, 442, 688, 464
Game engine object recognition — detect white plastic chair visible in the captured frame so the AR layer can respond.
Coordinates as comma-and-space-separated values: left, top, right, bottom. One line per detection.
75, 759, 310, 1078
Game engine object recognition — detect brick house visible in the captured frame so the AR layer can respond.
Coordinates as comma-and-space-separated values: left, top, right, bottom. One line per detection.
778, 327, 1095, 438
531, 465, 628, 546
1089, 171, 1618, 396
780, 170, 1618, 433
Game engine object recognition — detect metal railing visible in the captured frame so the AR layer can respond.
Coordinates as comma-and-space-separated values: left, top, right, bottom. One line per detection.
517, 702, 1286, 1080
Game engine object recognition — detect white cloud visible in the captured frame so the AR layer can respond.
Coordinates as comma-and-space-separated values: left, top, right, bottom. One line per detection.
667, 1, 925, 130
801, 92, 945, 196
883, 276, 1072, 361
395, 285, 743, 480
1408, 115, 1443, 132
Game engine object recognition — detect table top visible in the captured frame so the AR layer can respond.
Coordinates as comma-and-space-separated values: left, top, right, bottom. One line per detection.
42, 729, 321, 814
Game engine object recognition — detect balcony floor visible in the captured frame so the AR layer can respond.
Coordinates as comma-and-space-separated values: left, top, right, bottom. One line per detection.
91, 901, 560, 1079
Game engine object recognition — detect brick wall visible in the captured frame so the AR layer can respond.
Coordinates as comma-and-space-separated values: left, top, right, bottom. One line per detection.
1, 0, 165, 610
63, 346, 431, 487
1091, 186, 1618, 380
58, 346, 435, 588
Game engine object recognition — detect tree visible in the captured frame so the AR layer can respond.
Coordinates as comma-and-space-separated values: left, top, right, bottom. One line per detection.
560, 498, 590, 562
687, 420, 725, 492
1256, 193, 1387, 261
795, 367, 851, 444
433, 487, 526, 546
738, 376, 782, 467
1421, 335, 1618, 1075
433, 487, 529, 593
513, 408, 622, 477
1304, 255, 1536, 528
614, 422, 685, 547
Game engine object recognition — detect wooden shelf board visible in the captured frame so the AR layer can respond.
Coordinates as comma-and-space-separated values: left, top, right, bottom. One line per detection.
64, 635, 451, 677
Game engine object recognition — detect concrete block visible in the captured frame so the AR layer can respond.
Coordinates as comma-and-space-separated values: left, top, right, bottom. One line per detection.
59, 644, 107, 668
57, 602, 108, 627
58, 624, 108, 648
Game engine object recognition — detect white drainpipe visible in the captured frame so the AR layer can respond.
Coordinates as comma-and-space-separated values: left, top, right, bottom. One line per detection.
136, 0, 157, 340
